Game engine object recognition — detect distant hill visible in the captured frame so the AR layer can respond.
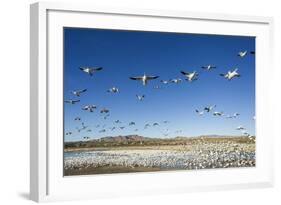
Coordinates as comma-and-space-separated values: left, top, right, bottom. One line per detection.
64, 134, 252, 150
99, 135, 149, 142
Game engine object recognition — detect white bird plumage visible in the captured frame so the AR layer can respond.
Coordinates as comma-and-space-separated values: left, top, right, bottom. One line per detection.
130, 73, 159, 85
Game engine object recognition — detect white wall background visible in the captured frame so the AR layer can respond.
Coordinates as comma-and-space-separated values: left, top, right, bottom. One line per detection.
0, 0, 280, 204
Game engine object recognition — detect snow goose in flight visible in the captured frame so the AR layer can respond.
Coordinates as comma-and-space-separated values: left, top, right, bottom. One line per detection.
99, 129, 106, 133
103, 113, 110, 120
64, 99, 80, 104
82, 105, 97, 112
236, 126, 245, 130
153, 123, 159, 126
107, 87, 119, 93
79, 66, 102, 76
74, 117, 81, 121
237, 51, 247, 57
129, 122, 136, 126
180, 71, 199, 82
65, 132, 72, 135
81, 122, 88, 130
169, 78, 182, 84
213, 111, 224, 116
120, 126, 125, 130
196, 109, 204, 116
226, 113, 240, 119
226, 115, 233, 119
130, 73, 159, 86
160, 80, 169, 84
76, 127, 82, 133
220, 68, 240, 81
136, 95, 145, 101
202, 65, 216, 71
144, 123, 150, 129
204, 105, 216, 112
71, 89, 87, 97
115, 120, 121, 124
100, 108, 109, 114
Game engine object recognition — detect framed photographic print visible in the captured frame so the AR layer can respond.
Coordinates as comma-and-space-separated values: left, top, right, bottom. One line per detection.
30, 2, 274, 202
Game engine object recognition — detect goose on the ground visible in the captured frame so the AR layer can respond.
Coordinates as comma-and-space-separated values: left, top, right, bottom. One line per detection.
136, 95, 145, 101
107, 87, 119, 93
64, 99, 80, 104
71, 89, 87, 97
238, 51, 247, 57
220, 68, 240, 80
79, 67, 102, 76
130, 74, 159, 85
82, 105, 97, 112
180, 71, 199, 82
202, 65, 216, 71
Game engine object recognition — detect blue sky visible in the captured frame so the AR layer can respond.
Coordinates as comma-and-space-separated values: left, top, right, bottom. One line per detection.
64, 28, 255, 142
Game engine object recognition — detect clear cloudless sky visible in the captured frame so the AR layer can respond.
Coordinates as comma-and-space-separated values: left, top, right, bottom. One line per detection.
64, 27, 255, 142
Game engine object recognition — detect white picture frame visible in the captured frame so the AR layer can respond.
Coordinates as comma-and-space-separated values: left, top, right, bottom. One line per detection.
30, 2, 274, 202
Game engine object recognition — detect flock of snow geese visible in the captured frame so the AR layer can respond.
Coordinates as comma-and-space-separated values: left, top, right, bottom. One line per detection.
65, 50, 255, 141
